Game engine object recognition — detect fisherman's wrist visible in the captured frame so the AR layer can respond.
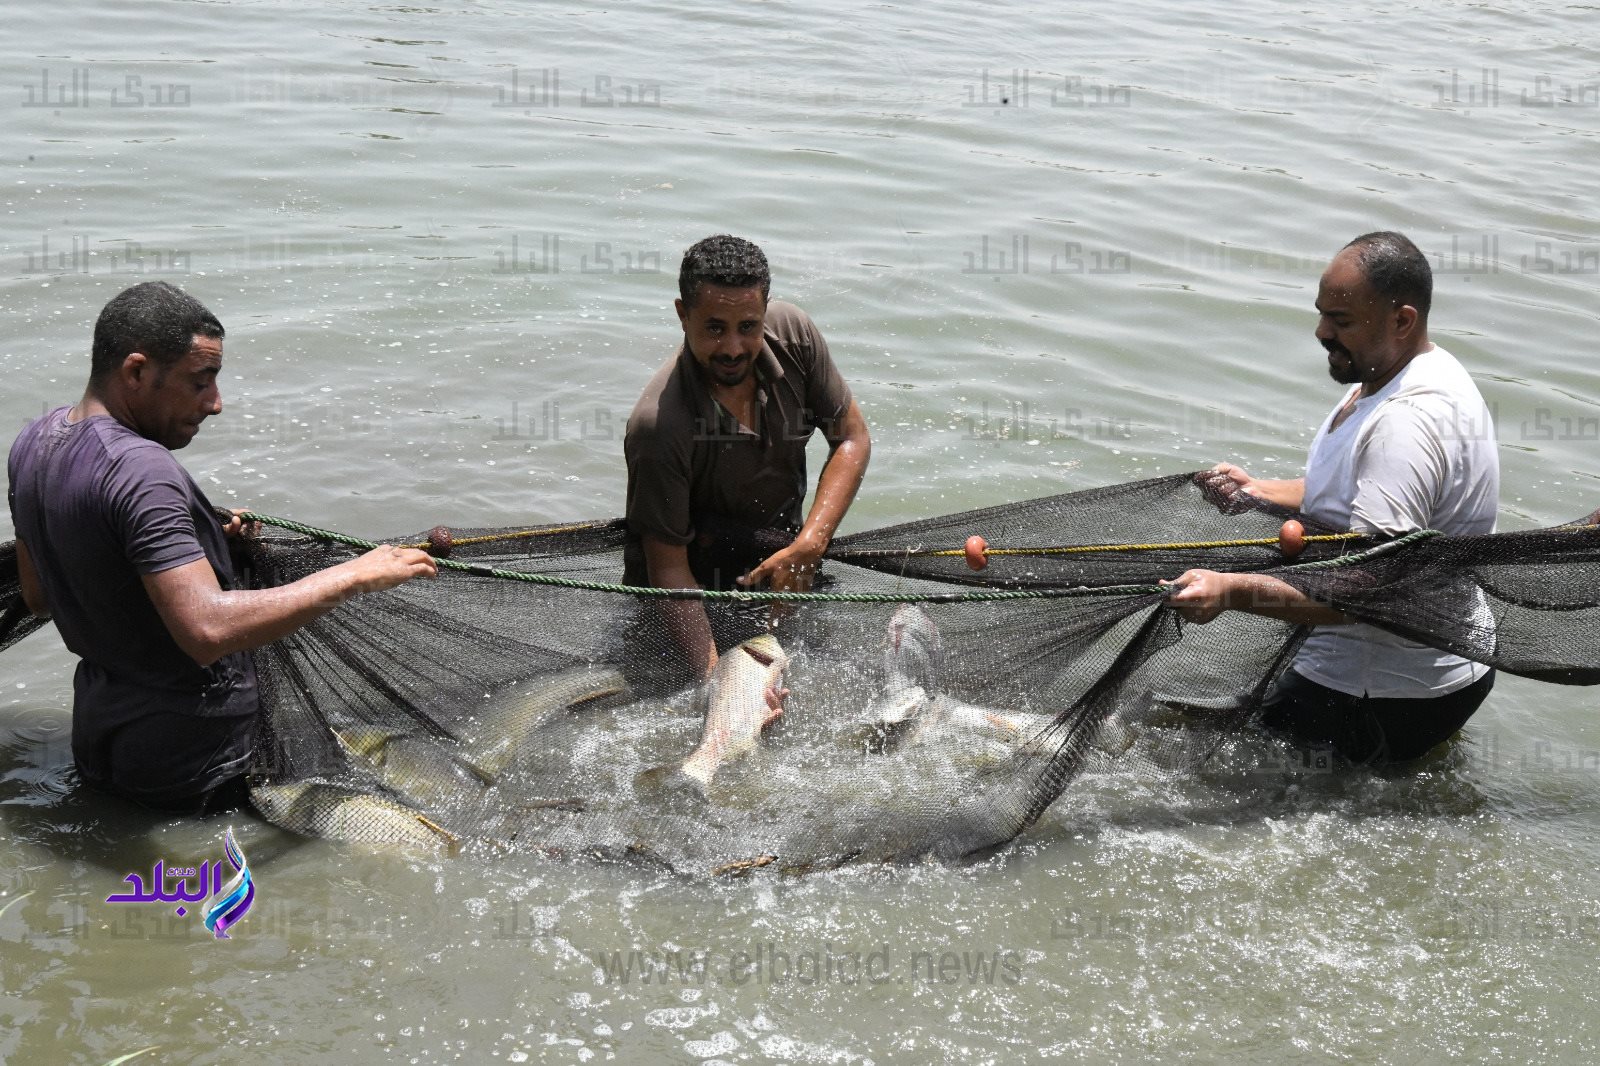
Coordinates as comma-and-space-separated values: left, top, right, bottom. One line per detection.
794, 528, 830, 556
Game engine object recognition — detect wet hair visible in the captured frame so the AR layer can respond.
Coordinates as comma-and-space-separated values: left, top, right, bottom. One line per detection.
678, 234, 770, 307
1342, 231, 1431, 322
90, 281, 224, 381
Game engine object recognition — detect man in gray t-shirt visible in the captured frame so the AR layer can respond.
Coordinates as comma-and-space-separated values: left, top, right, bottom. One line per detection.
7, 281, 439, 812
10, 404, 260, 806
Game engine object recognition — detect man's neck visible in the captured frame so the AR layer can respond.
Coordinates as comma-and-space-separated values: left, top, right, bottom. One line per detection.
73, 385, 122, 427
708, 375, 757, 406
1360, 336, 1433, 398
708, 376, 759, 432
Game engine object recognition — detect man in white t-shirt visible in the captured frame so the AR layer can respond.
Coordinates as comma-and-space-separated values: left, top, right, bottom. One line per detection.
1164, 231, 1500, 764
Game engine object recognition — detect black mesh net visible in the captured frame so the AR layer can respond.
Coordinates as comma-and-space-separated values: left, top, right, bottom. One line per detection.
6, 472, 1600, 874
0, 541, 49, 654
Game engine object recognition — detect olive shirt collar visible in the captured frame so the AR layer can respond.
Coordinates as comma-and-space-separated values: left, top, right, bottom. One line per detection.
674, 337, 785, 442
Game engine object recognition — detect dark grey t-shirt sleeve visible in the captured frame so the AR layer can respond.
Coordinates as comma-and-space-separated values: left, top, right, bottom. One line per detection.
105, 444, 208, 575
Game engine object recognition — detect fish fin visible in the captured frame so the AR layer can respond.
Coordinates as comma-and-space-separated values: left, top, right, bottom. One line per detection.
1139, 691, 1253, 729
332, 725, 404, 759
635, 764, 709, 810
412, 813, 462, 858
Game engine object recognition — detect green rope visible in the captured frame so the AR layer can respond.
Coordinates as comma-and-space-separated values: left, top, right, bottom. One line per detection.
1276, 527, 1440, 570
237, 512, 1442, 605
238, 512, 1163, 603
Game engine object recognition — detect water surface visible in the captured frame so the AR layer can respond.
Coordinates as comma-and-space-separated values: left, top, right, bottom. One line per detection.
3, 1, 1599, 1062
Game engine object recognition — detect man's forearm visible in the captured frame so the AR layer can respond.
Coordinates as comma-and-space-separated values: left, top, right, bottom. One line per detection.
798, 442, 868, 548
1248, 478, 1306, 510
145, 546, 436, 668
799, 407, 871, 552
14, 538, 49, 618
190, 568, 377, 661
642, 538, 717, 677
660, 600, 716, 679
1220, 572, 1348, 625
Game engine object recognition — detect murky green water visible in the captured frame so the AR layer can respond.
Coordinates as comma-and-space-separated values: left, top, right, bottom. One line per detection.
3, 0, 1599, 1062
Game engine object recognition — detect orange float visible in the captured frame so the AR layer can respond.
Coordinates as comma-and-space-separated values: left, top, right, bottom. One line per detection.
964, 535, 990, 571
1279, 519, 1306, 558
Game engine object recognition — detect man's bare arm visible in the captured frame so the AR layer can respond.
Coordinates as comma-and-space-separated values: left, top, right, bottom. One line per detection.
15, 538, 49, 618
1162, 568, 1349, 626
641, 536, 717, 678
1198, 463, 1305, 512
741, 399, 871, 592
142, 545, 437, 668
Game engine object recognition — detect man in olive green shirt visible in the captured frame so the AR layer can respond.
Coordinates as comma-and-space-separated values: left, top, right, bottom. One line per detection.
623, 234, 871, 676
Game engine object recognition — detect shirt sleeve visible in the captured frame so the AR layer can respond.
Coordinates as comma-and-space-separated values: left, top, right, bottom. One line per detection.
796, 312, 853, 440
7, 425, 26, 523
624, 413, 696, 546
1348, 401, 1449, 536
105, 444, 208, 575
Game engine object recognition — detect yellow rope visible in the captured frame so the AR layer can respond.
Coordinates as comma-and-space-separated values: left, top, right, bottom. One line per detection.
400, 520, 611, 552
914, 532, 1365, 557
399, 523, 1375, 558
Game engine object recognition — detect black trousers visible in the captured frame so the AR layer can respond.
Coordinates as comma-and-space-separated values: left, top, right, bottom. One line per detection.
1259, 667, 1496, 766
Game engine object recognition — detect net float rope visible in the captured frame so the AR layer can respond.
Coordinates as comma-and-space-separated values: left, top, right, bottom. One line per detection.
235, 513, 1441, 604
837, 528, 1365, 568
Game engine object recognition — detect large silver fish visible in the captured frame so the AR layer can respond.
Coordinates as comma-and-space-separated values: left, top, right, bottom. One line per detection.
637, 633, 790, 797
679, 633, 790, 788
249, 780, 461, 856
862, 605, 1118, 760
458, 664, 630, 779
334, 726, 491, 811
862, 605, 943, 752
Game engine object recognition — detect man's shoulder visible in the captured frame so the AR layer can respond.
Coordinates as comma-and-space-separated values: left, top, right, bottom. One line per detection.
764, 299, 839, 383
82, 417, 187, 484
9, 405, 67, 460
765, 298, 811, 327
1376, 346, 1490, 422
1393, 345, 1483, 396
87, 415, 165, 453
626, 354, 698, 448
764, 299, 820, 342
46, 418, 190, 507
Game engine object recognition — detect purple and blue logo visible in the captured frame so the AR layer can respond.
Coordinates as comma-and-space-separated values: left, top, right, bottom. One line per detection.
106, 825, 256, 939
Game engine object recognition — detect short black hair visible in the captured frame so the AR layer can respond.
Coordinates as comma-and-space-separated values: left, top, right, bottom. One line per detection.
90, 281, 224, 381
678, 234, 770, 307
1343, 231, 1432, 322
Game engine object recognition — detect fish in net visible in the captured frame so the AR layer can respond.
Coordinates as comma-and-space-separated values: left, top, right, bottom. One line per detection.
5, 472, 1600, 875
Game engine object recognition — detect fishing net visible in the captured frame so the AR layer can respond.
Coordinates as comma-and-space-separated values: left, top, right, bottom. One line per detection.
0, 541, 49, 654
6, 471, 1600, 875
